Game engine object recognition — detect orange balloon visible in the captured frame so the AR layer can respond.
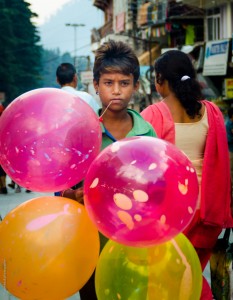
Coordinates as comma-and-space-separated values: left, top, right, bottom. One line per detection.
0, 196, 100, 300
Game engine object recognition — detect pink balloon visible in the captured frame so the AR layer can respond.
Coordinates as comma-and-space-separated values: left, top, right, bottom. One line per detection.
0, 88, 101, 192
84, 136, 199, 247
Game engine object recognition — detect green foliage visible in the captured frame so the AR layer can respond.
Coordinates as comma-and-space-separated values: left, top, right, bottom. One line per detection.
0, 0, 92, 104
0, 0, 42, 104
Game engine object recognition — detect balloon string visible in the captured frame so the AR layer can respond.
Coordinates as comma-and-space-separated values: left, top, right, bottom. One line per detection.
99, 101, 113, 123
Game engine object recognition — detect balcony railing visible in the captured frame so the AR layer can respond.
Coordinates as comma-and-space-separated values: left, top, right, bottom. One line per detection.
91, 20, 113, 43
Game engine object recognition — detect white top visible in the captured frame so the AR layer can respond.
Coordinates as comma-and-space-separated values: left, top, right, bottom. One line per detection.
175, 107, 209, 208
61, 86, 100, 113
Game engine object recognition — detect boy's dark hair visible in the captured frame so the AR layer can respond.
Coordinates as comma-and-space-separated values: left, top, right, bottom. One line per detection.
228, 107, 233, 119
56, 63, 76, 85
155, 50, 203, 118
93, 40, 140, 84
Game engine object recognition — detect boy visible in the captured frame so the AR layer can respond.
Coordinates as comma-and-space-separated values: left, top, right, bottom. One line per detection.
94, 39, 156, 149
62, 40, 156, 300
62, 40, 156, 201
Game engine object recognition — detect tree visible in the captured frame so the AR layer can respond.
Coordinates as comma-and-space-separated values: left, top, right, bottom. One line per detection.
0, 0, 18, 102
0, 0, 42, 104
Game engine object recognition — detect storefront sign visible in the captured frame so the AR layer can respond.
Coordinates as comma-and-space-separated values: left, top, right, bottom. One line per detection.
225, 78, 233, 99
139, 66, 150, 94
80, 71, 93, 84
203, 39, 229, 76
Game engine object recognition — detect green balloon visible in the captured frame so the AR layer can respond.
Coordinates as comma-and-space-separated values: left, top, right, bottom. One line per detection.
95, 234, 202, 300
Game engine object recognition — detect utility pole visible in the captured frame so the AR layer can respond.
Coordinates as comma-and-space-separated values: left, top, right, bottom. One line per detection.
65, 23, 85, 67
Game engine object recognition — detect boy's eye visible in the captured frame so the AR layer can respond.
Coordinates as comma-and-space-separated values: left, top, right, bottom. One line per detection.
121, 81, 130, 86
104, 81, 112, 86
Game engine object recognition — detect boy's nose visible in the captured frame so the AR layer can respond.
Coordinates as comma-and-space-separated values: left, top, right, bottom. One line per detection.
112, 84, 120, 94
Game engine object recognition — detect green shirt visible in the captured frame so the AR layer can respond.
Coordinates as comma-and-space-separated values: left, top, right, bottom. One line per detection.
100, 108, 157, 150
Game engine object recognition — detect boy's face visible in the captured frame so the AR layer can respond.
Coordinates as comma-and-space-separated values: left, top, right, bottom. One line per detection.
94, 73, 139, 110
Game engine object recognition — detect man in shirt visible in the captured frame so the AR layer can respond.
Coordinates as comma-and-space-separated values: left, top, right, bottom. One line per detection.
56, 62, 100, 113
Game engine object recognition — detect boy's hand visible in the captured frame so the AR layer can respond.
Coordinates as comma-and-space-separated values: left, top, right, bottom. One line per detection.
74, 187, 84, 204
62, 187, 84, 204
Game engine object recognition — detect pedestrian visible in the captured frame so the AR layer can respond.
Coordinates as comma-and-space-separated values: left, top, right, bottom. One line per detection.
61, 40, 157, 300
56, 62, 100, 113
7, 180, 21, 193
8, 178, 31, 193
0, 166, 7, 194
1, 103, 31, 194
54, 62, 100, 197
141, 49, 232, 299
225, 107, 233, 190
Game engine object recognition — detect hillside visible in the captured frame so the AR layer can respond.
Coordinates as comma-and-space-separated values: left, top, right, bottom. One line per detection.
38, 0, 103, 57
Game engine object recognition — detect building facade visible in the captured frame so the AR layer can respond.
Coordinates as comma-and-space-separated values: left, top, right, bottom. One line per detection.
91, 0, 233, 111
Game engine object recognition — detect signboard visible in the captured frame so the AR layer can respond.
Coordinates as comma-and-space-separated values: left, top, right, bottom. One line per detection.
225, 78, 233, 99
80, 71, 93, 84
139, 66, 151, 94
203, 39, 229, 76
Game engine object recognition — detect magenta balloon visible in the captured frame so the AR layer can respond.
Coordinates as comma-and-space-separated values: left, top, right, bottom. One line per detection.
0, 88, 101, 192
84, 136, 199, 247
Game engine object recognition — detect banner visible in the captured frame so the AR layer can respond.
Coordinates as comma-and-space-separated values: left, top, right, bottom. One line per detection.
203, 39, 229, 76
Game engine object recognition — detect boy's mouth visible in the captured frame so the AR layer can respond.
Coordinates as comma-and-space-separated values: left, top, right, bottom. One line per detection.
111, 99, 122, 103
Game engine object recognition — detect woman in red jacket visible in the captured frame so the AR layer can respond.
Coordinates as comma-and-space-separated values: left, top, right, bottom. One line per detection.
141, 49, 232, 300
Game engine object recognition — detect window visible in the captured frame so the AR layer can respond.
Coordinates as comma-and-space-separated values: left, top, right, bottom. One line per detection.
207, 14, 220, 41
206, 7, 220, 41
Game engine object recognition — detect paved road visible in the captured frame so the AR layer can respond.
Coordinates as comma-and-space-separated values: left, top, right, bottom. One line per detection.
0, 176, 80, 300
0, 178, 53, 220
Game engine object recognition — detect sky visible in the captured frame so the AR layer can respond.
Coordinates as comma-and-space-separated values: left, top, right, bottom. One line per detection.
27, 0, 72, 25
26, 0, 103, 56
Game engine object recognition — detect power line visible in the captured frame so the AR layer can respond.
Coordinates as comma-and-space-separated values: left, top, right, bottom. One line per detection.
42, 43, 91, 64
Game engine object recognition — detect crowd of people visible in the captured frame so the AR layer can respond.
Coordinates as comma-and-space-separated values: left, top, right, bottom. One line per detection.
1, 40, 232, 299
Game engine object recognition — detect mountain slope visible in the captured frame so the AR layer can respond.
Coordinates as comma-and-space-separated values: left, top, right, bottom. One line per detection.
39, 0, 103, 57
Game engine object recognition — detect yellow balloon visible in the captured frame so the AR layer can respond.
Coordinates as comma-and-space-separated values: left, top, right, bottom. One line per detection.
0, 196, 100, 300
95, 234, 202, 300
